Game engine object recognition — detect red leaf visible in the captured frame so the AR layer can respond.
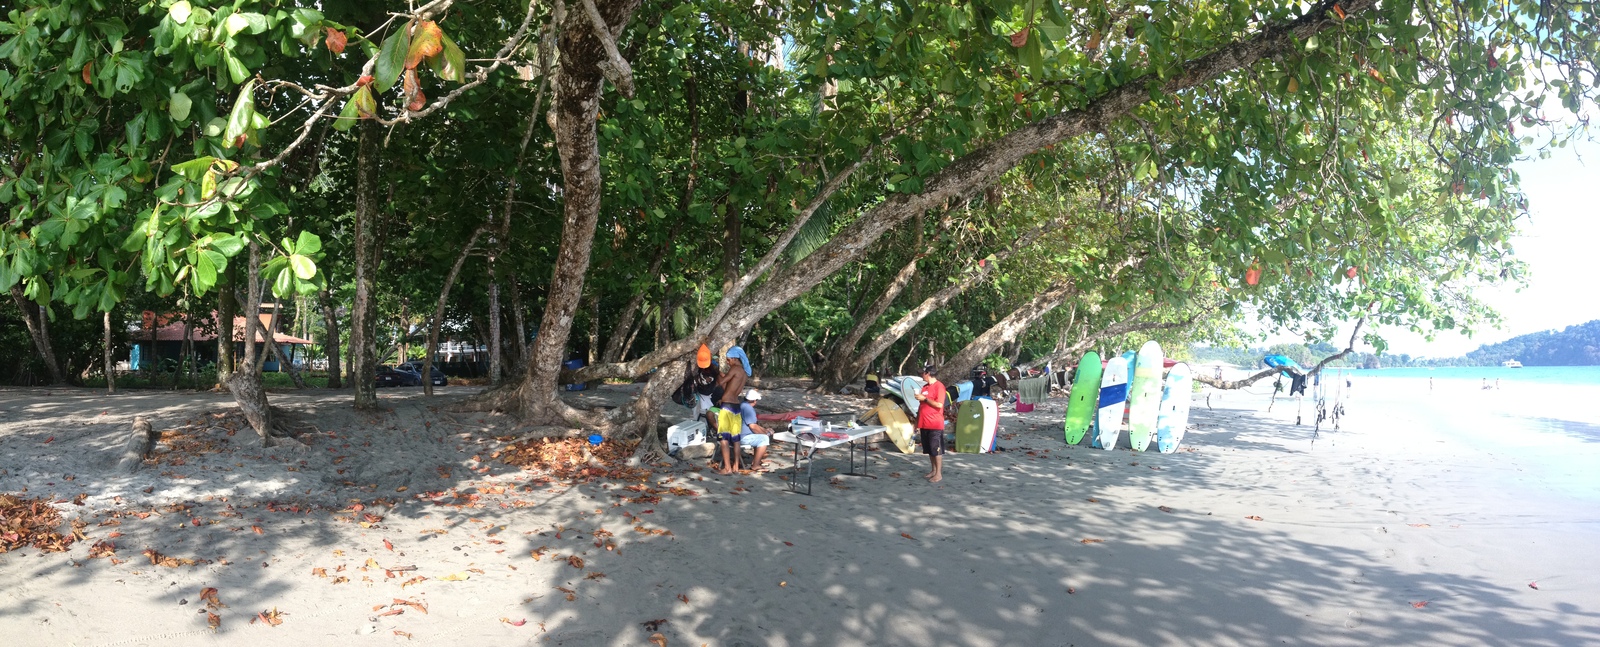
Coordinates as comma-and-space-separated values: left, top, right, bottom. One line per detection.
82, 62, 92, 85
1009, 27, 1029, 48
900, 532, 916, 541
43, 436, 55, 444
383, 538, 394, 551
1245, 267, 1261, 286
251, 525, 264, 534
1411, 600, 1430, 608
405, 21, 445, 70
783, 541, 794, 546
324, 28, 348, 55
1528, 582, 1540, 590
1332, 3, 1347, 19
356, 75, 374, 87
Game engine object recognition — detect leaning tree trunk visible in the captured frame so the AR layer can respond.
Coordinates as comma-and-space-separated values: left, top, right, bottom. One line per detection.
934, 280, 1077, 385
423, 227, 487, 396
225, 242, 275, 444
318, 286, 343, 388
11, 285, 66, 385
814, 254, 920, 390
515, 0, 645, 427
348, 119, 383, 408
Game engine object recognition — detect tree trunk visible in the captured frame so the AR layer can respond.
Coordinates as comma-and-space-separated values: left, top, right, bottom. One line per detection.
318, 286, 343, 388
423, 227, 487, 396
225, 242, 274, 444
178, 317, 193, 390
103, 310, 115, 394
585, 293, 600, 366
10, 286, 67, 385
721, 205, 741, 294
814, 254, 920, 389
217, 269, 236, 387
349, 119, 383, 409
516, 0, 645, 426
488, 275, 502, 385
509, 279, 528, 367
934, 280, 1077, 385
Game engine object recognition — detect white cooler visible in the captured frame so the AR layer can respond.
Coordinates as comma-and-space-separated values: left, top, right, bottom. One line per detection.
666, 419, 707, 451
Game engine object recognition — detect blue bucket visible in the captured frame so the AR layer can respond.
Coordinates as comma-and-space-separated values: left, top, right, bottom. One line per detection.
587, 434, 603, 446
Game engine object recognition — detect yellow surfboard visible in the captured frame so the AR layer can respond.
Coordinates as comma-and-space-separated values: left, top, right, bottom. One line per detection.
877, 398, 917, 454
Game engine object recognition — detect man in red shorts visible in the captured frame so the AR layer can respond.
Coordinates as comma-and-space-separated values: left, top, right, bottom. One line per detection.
913, 363, 947, 483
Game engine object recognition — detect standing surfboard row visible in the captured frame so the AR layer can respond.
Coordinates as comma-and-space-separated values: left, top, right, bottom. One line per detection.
1063, 341, 1195, 453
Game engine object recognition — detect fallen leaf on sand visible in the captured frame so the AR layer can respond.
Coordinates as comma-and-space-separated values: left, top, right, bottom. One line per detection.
312, 567, 327, 578
900, 533, 917, 541
1068, 587, 1076, 594
383, 538, 394, 551
1528, 582, 1540, 590
677, 593, 690, 604
437, 572, 471, 581
1086, 498, 1099, 503
585, 571, 607, 580
641, 618, 669, 631
400, 576, 427, 588
1158, 506, 1174, 513
565, 593, 576, 601
798, 505, 807, 510
567, 555, 585, 569
43, 436, 55, 444
1411, 600, 1430, 609
1246, 516, 1264, 521
394, 631, 412, 639
377, 608, 404, 617
498, 617, 527, 626
1408, 523, 1430, 528
1080, 538, 1105, 544
331, 576, 349, 584
530, 546, 548, 561
251, 525, 264, 535
206, 611, 220, 631
779, 581, 787, 587
783, 541, 794, 546
251, 607, 285, 626
200, 587, 226, 609
649, 633, 668, 647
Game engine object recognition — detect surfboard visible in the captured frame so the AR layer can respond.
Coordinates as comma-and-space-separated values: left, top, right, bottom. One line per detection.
877, 398, 917, 454
979, 397, 999, 452
1064, 352, 1102, 445
888, 375, 926, 417
1156, 363, 1193, 453
1126, 341, 1165, 452
1095, 356, 1128, 450
955, 400, 986, 453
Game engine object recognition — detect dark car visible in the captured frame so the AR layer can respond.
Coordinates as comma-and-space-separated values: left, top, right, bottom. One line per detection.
375, 365, 422, 388
398, 362, 448, 386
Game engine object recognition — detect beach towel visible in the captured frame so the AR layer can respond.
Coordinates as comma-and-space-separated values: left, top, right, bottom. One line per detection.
1018, 375, 1051, 405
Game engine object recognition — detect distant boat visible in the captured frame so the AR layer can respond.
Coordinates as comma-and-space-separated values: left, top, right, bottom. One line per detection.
1502, 359, 1523, 368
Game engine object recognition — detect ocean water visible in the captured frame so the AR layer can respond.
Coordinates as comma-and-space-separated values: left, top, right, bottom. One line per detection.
1336, 365, 1600, 501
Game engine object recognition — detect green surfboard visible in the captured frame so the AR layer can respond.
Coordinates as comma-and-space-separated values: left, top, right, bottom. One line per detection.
1063, 352, 1102, 444
1126, 340, 1165, 452
955, 400, 986, 453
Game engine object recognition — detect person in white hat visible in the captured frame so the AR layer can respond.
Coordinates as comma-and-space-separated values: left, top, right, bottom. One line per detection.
737, 389, 772, 472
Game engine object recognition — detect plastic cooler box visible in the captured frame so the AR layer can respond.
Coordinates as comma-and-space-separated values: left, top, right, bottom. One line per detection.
666, 419, 707, 451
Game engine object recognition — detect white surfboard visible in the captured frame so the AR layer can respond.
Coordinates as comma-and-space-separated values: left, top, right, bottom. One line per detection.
979, 397, 998, 452
1095, 357, 1129, 450
1156, 363, 1193, 453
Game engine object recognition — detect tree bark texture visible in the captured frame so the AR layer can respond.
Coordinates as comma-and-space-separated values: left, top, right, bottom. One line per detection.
217, 269, 236, 386
10, 285, 66, 385
488, 274, 502, 385
518, 0, 645, 426
225, 242, 274, 444
319, 286, 343, 388
348, 119, 383, 408
423, 226, 487, 396
933, 280, 1077, 385
103, 310, 115, 394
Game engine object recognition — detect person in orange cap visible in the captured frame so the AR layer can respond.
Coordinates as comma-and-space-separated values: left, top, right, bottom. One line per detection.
691, 344, 721, 431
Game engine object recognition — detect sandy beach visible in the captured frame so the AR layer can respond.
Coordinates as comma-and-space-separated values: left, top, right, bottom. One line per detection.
1, 382, 1597, 647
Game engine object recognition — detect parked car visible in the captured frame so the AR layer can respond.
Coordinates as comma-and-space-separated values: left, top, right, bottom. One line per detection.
375, 365, 422, 388
398, 362, 448, 386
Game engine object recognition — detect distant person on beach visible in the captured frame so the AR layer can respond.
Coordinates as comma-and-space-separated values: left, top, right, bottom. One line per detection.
692, 344, 721, 430
716, 345, 751, 409
864, 371, 880, 398
1482, 378, 1490, 390
737, 389, 771, 473
1430, 377, 1434, 391
914, 363, 947, 483
1496, 378, 1501, 390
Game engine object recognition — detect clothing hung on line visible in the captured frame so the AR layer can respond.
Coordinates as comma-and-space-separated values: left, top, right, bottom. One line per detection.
1017, 375, 1052, 405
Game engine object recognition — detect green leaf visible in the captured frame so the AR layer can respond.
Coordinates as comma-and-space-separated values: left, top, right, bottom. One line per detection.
272, 266, 294, 297
209, 233, 244, 256
374, 29, 410, 93
169, 90, 192, 122
194, 249, 220, 293
289, 254, 316, 280
430, 31, 466, 82
294, 230, 322, 256
223, 80, 257, 148
225, 13, 250, 37
224, 52, 249, 84
171, 157, 217, 181
168, 1, 192, 24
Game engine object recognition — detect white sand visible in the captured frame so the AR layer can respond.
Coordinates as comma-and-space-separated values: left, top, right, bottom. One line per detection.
1, 383, 1597, 646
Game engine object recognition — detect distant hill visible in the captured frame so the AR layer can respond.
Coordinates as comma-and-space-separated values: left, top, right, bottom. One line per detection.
1460, 320, 1600, 366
